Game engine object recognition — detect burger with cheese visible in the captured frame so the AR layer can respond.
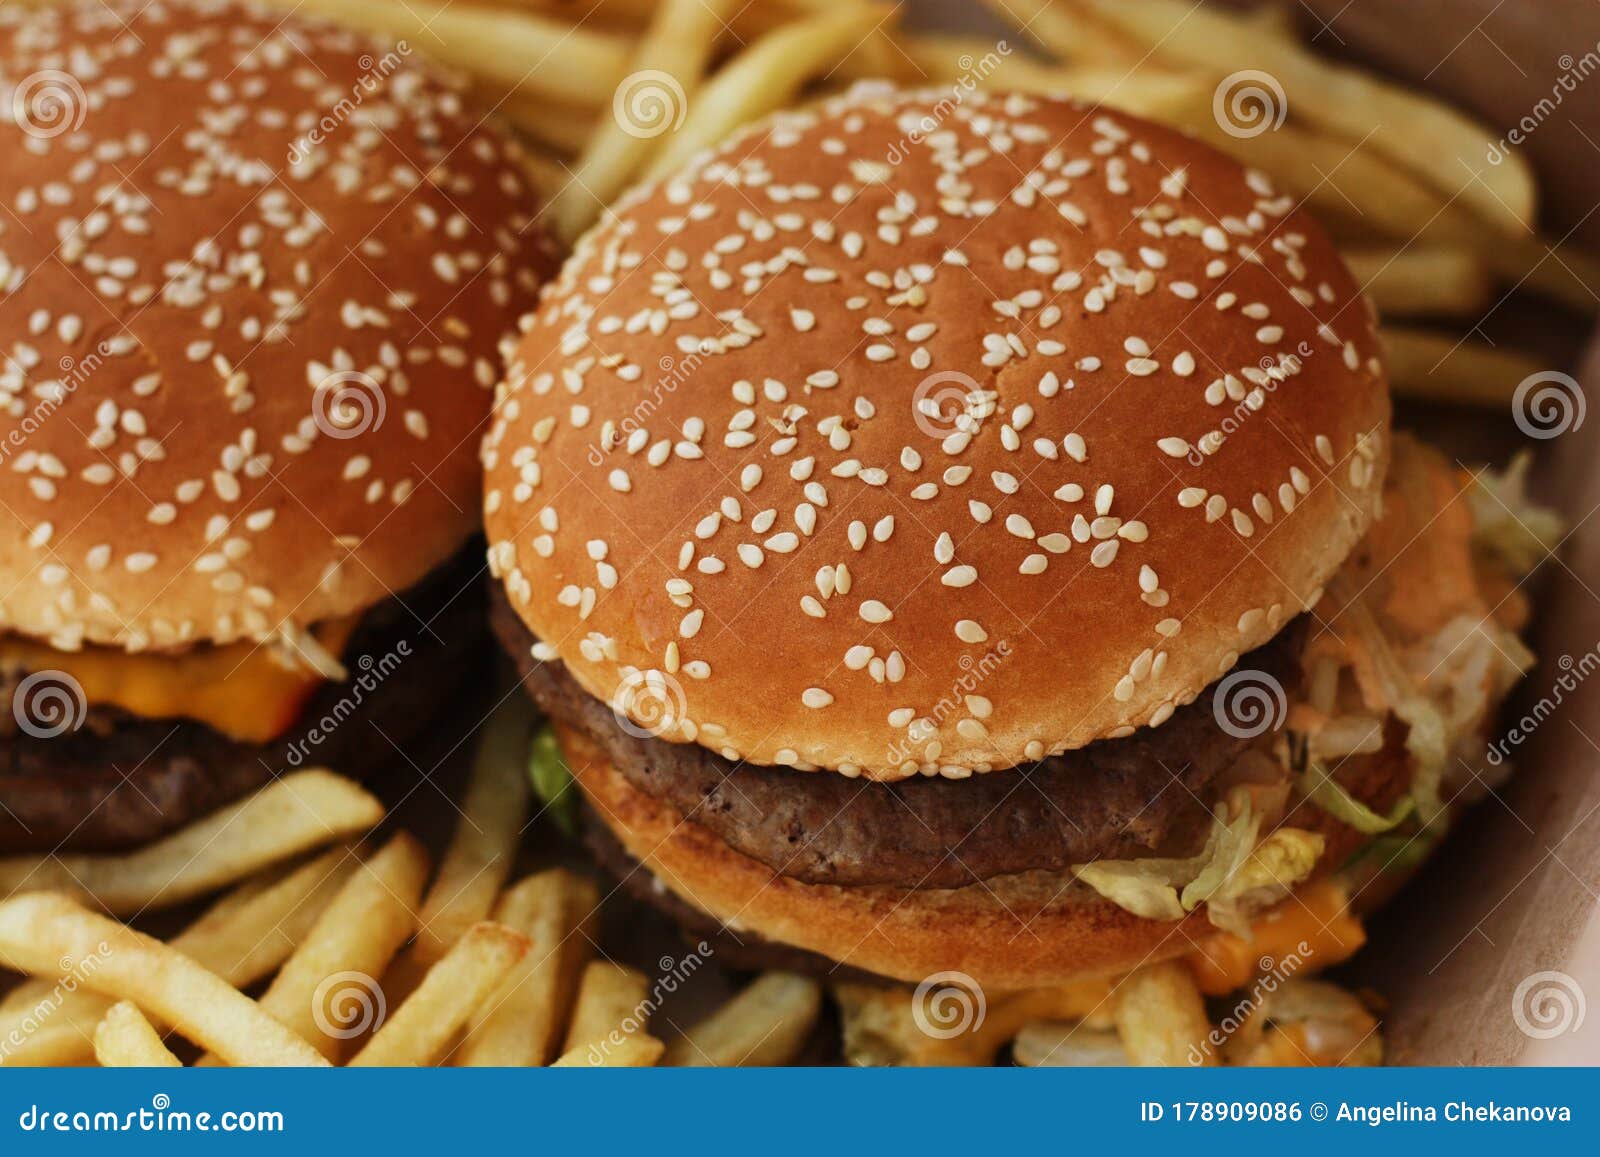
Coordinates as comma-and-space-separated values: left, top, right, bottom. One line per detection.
0, 0, 554, 850
483, 86, 1543, 1031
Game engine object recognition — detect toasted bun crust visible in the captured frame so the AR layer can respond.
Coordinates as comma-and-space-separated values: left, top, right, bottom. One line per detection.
0, 0, 555, 652
486, 86, 1388, 780
562, 724, 1406, 989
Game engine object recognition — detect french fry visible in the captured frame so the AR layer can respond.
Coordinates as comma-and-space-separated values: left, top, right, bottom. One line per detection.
0, 771, 381, 915
243, 834, 430, 1062
1012, 1021, 1129, 1067
1114, 960, 1214, 1067
385, 697, 534, 1000
255, 0, 631, 106
1381, 328, 1547, 409
1343, 246, 1494, 318
551, 0, 737, 242
349, 922, 529, 1067
0, 893, 328, 1066
491, 89, 600, 156
1070, 0, 1536, 235
0, 849, 353, 1067
94, 1002, 181, 1068
561, 960, 650, 1056
982, 0, 1138, 64
458, 868, 600, 1067
663, 971, 821, 1067
647, 4, 890, 180
552, 1031, 665, 1067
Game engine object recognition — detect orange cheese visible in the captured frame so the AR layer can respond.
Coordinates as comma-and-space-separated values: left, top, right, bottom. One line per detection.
1184, 881, 1366, 996
0, 616, 362, 744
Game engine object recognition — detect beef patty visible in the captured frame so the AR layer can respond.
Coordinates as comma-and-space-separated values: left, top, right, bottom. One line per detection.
491, 584, 1302, 890
0, 551, 488, 853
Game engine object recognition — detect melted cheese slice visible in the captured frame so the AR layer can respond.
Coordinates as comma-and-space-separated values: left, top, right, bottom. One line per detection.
1184, 880, 1366, 996
0, 616, 362, 744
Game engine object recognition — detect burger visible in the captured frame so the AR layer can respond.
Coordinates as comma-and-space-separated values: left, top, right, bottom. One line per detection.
0, 0, 555, 851
483, 87, 1542, 1028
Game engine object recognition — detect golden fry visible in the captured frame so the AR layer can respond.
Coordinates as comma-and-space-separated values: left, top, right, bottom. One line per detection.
1344, 246, 1494, 318
0, 771, 380, 915
561, 960, 650, 1057
552, 1031, 664, 1067
94, 1002, 182, 1068
664, 972, 821, 1067
1381, 328, 1547, 409
1114, 960, 1214, 1067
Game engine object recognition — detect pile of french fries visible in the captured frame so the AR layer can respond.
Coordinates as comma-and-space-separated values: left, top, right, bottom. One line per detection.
0, 699, 822, 1068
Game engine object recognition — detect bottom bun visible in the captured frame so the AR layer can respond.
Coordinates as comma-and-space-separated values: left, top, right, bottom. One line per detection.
564, 724, 1222, 989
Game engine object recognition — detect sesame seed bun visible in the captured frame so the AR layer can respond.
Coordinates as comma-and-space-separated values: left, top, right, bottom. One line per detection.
485, 85, 1388, 780
0, 0, 556, 652
562, 722, 1399, 989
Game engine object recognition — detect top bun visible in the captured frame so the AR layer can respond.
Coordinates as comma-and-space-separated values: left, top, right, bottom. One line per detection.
485, 85, 1389, 781
0, 0, 555, 652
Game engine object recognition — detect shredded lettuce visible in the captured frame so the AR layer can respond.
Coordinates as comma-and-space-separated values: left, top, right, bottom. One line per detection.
1468, 452, 1564, 577
1074, 788, 1321, 932
1301, 762, 1414, 834
528, 723, 579, 836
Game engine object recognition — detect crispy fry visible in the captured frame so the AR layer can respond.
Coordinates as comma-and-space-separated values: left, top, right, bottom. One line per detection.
552, 1031, 664, 1067
94, 1002, 181, 1068
0, 849, 353, 1067
1381, 328, 1547, 409
349, 922, 529, 1067
1114, 960, 1214, 1067
664, 971, 821, 1066
0, 771, 381, 915
982, 0, 1138, 63
551, 0, 737, 241
561, 960, 650, 1056
490, 89, 599, 156
458, 869, 599, 1067
647, 5, 890, 180
381, 696, 534, 1005
245, 834, 429, 1062
255, 0, 631, 106
0, 893, 327, 1066
1343, 246, 1494, 318
1013, 1021, 1129, 1066
1070, 0, 1535, 235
